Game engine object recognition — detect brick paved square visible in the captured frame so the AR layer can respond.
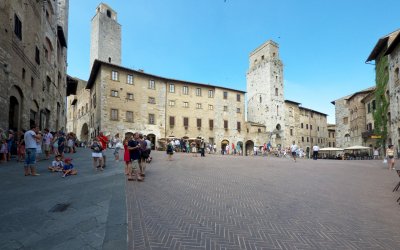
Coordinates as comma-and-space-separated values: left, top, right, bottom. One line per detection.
127, 152, 400, 250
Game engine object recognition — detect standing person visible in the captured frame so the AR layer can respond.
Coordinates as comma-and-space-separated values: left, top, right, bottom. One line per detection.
191, 141, 197, 157
36, 131, 43, 161
290, 141, 298, 162
128, 132, 143, 181
123, 135, 131, 175
166, 140, 174, 161
24, 125, 41, 176
200, 139, 206, 157
114, 133, 122, 161
90, 138, 103, 171
373, 147, 380, 159
52, 133, 59, 156
386, 145, 395, 170
312, 144, 319, 160
186, 141, 190, 154
138, 134, 147, 177
98, 132, 109, 168
57, 132, 66, 157
43, 128, 53, 160
67, 134, 74, 153
17, 130, 25, 162
144, 136, 152, 163
6, 130, 14, 161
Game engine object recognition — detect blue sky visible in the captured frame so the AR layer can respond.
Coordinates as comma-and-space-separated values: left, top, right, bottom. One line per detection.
67, 0, 400, 124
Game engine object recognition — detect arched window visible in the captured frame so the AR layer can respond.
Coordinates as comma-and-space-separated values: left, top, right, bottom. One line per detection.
259, 96, 262, 103
345, 134, 350, 142
277, 105, 279, 116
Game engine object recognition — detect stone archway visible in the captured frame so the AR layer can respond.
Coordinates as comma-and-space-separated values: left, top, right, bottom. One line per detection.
81, 123, 89, 142
245, 140, 254, 156
221, 139, 229, 154
8, 85, 23, 131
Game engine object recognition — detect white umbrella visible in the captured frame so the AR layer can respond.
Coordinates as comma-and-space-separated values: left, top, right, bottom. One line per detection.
319, 147, 344, 151
344, 146, 371, 150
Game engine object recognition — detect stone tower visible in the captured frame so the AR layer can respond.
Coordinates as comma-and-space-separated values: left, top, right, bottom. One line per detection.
246, 40, 285, 145
90, 3, 121, 69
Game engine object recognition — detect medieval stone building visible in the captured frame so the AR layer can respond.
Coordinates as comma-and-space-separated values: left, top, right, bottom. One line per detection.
0, 0, 69, 131
67, 3, 330, 153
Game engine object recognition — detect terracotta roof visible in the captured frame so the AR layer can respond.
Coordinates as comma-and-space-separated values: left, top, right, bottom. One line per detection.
86, 60, 246, 93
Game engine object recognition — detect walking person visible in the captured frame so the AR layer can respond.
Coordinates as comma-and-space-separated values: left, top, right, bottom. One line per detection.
191, 141, 197, 157
36, 131, 43, 161
290, 141, 298, 162
386, 145, 395, 170
90, 138, 103, 171
312, 144, 319, 160
23, 125, 41, 176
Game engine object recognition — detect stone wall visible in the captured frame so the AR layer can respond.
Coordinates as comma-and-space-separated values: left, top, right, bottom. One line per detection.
0, 0, 68, 132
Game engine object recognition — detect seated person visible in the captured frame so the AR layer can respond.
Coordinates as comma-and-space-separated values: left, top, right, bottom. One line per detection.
62, 158, 77, 178
48, 155, 64, 172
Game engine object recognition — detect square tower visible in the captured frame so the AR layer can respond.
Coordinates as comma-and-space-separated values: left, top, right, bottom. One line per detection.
90, 3, 121, 69
246, 40, 285, 145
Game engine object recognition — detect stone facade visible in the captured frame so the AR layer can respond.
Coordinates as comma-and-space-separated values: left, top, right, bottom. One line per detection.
67, 3, 331, 152
66, 77, 89, 141
332, 87, 375, 148
327, 124, 336, 147
247, 40, 285, 146
0, 0, 69, 131
90, 3, 121, 69
85, 61, 247, 150
386, 33, 400, 149
284, 100, 328, 151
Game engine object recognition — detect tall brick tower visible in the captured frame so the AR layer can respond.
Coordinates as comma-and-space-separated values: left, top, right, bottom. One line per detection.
90, 3, 121, 69
246, 40, 285, 146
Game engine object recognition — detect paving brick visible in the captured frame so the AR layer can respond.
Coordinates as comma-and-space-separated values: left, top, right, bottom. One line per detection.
127, 152, 400, 249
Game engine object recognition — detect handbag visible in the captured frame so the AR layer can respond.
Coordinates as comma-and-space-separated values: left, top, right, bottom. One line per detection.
383, 158, 388, 164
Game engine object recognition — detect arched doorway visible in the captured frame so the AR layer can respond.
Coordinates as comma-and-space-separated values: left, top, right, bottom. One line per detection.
81, 123, 89, 142
9, 96, 19, 131
8, 85, 23, 131
221, 139, 229, 154
147, 134, 156, 150
245, 140, 254, 156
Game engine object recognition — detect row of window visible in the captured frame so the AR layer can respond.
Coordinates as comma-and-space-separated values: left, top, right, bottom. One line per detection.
170, 117, 241, 130
110, 70, 241, 100
109, 109, 242, 130
300, 137, 326, 143
300, 123, 320, 131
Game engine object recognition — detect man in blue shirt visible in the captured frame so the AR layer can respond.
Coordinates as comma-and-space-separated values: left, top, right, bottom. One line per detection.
24, 125, 41, 176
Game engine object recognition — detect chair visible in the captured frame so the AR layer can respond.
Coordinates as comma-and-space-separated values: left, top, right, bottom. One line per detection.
393, 170, 400, 192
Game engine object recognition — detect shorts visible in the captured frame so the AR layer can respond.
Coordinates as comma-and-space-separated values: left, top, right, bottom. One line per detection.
291, 152, 296, 156
43, 144, 51, 152
389, 155, 394, 159
131, 160, 139, 170
25, 148, 37, 166
92, 152, 103, 158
